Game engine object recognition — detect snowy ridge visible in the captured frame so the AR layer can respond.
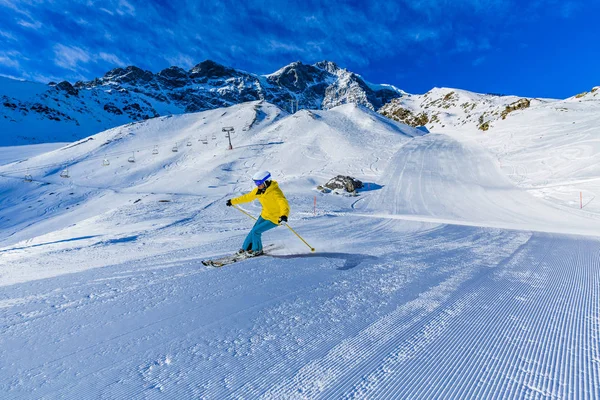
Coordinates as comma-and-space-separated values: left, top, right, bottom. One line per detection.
0, 101, 599, 398
0, 60, 402, 146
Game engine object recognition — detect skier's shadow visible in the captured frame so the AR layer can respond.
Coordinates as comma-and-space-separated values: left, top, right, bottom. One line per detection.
269, 252, 377, 271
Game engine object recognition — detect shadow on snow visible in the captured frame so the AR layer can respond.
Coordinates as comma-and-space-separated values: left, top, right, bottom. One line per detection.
269, 252, 378, 271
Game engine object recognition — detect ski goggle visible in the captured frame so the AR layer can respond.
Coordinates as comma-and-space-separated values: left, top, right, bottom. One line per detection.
253, 173, 271, 186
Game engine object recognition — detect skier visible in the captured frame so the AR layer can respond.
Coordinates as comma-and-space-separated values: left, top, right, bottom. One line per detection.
226, 171, 290, 256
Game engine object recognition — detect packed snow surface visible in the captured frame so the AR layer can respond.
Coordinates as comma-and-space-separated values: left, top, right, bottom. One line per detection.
0, 101, 598, 399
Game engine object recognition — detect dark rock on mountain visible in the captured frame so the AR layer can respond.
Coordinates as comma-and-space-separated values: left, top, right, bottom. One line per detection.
266, 61, 331, 93
103, 103, 123, 115
189, 60, 238, 80
157, 66, 189, 88
55, 81, 79, 96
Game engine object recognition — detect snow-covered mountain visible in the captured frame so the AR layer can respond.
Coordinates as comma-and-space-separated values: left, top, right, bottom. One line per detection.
0, 60, 403, 145
4, 57, 597, 149
378, 87, 547, 132
378, 85, 600, 133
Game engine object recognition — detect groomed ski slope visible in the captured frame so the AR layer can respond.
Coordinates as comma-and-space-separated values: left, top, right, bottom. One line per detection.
0, 102, 599, 399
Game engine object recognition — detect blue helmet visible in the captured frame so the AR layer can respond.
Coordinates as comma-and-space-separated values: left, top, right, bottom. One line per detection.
252, 170, 271, 186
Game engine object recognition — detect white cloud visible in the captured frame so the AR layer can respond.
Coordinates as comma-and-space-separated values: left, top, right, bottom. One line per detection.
53, 44, 91, 71
99, 52, 127, 67
560, 1, 580, 18
103, 31, 117, 42
409, 29, 439, 43
0, 29, 17, 41
73, 18, 91, 26
24, 71, 65, 83
455, 38, 475, 53
266, 40, 305, 54
0, 73, 25, 81
2, 0, 559, 86
17, 18, 43, 30
0, 0, 27, 14
164, 53, 195, 69
117, 0, 135, 16
473, 56, 486, 66
0, 54, 20, 69
405, 0, 511, 14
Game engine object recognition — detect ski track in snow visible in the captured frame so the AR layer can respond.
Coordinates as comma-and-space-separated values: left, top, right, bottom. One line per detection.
1, 221, 599, 399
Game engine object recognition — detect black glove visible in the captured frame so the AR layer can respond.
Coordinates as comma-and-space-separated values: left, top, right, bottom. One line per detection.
226, 199, 232, 207
278, 215, 288, 224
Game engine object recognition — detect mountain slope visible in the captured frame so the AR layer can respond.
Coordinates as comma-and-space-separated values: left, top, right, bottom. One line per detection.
0, 101, 421, 251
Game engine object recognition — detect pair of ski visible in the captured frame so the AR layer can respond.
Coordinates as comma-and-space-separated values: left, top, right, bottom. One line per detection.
202, 244, 280, 267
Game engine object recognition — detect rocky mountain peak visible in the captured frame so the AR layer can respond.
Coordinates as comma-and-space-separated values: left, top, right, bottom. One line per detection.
102, 66, 154, 85
158, 66, 187, 78
314, 60, 341, 74
267, 61, 332, 92
55, 81, 79, 96
189, 60, 237, 80
157, 66, 189, 88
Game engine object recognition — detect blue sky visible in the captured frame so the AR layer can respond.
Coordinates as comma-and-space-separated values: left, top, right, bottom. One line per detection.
0, 0, 597, 98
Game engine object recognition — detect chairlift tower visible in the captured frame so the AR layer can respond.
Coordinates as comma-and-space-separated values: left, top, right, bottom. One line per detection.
222, 127, 234, 150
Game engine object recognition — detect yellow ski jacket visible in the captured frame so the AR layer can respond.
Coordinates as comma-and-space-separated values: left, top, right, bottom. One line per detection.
231, 180, 290, 225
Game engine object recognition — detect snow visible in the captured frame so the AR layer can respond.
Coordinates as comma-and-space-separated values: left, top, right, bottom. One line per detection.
442, 95, 600, 215
0, 76, 50, 99
0, 100, 599, 398
0, 143, 68, 166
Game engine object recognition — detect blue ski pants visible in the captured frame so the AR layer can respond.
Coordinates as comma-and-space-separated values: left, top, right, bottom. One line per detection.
242, 216, 278, 252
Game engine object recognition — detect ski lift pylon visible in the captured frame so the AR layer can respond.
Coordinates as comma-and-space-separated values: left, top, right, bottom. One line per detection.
128, 152, 135, 163
172, 143, 178, 152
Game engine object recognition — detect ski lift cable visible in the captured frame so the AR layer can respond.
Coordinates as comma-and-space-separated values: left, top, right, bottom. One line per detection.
10, 140, 184, 172
0, 144, 156, 174
0, 135, 203, 176
48, 137, 196, 162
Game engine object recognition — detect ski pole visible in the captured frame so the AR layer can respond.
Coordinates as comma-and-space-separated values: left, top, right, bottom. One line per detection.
232, 204, 257, 220
282, 222, 316, 252
232, 204, 315, 252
